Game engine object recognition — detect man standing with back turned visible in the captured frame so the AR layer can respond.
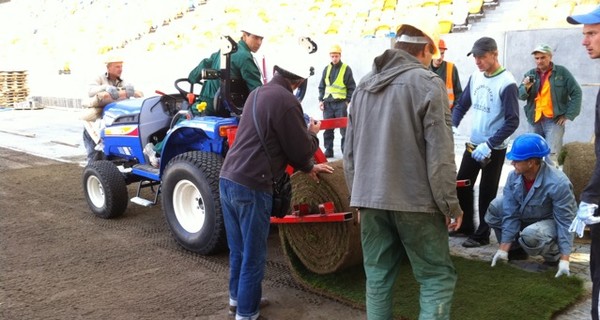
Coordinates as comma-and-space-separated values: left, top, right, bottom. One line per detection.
566, 6, 600, 320
344, 19, 463, 319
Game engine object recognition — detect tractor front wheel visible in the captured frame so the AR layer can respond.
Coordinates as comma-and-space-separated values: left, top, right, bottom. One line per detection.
161, 151, 227, 255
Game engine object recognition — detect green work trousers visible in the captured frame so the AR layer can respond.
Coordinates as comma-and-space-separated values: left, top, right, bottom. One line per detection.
360, 208, 457, 320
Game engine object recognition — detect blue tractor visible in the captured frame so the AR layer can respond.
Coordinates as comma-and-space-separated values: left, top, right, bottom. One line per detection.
82, 36, 247, 255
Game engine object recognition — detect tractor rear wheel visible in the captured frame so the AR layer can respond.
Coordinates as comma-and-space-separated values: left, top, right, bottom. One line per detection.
161, 151, 227, 255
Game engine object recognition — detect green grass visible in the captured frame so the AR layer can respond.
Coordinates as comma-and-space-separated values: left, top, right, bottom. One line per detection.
289, 247, 585, 320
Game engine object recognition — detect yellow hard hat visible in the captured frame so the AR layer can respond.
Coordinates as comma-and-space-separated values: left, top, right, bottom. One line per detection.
329, 44, 342, 54
396, 18, 441, 59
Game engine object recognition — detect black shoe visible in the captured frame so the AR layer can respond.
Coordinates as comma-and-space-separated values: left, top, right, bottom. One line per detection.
508, 247, 529, 261
461, 238, 490, 248
542, 260, 559, 267
448, 231, 470, 237
324, 149, 333, 158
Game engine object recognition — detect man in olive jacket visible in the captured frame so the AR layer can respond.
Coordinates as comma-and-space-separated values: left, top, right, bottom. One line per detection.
518, 44, 582, 166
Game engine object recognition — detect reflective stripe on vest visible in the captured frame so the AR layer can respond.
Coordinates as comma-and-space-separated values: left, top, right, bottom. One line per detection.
445, 62, 455, 109
324, 63, 348, 100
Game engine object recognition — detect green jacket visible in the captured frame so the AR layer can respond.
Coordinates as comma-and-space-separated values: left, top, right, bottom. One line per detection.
188, 40, 262, 116
518, 64, 582, 125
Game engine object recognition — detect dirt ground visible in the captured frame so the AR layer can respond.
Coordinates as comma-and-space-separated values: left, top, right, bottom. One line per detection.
0, 148, 367, 320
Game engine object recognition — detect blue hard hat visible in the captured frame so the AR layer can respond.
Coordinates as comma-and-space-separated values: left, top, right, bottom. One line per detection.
506, 133, 550, 161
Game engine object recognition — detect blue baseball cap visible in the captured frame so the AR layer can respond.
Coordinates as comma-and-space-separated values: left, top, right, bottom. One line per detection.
567, 5, 600, 25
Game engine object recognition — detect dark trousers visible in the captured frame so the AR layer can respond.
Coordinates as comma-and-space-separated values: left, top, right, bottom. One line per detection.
323, 100, 347, 153
456, 147, 507, 242
592, 223, 600, 320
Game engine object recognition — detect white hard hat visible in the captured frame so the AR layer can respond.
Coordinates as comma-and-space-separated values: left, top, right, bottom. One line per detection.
240, 19, 267, 38
273, 44, 314, 79
396, 18, 441, 59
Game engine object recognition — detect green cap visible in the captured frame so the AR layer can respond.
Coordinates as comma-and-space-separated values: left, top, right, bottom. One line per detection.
531, 44, 552, 55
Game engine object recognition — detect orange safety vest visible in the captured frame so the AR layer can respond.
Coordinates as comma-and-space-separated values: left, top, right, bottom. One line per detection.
534, 71, 553, 122
445, 62, 455, 109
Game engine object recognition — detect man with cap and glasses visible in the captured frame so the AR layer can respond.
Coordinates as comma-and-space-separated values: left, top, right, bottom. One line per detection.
430, 39, 463, 109
518, 43, 582, 167
566, 6, 600, 320
344, 19, 463, 319
451, 37, 520, 249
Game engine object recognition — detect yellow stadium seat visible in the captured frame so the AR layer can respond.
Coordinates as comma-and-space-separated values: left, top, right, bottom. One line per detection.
468, 0, 483, 14
438, 19, 453, 34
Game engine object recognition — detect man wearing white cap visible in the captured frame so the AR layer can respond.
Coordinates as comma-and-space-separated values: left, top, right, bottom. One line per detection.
344, 20, 462, 319
188, 20, 266, 117
518, 43, 582, 167
566, 6, 600, 320
82, 56, 143, 163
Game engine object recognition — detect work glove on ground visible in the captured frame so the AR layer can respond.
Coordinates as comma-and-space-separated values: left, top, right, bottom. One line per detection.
569, 202, 600, 237
472, 142, 491, 162
124, 85, 135, 98
491, 249, 508, 267
555, 260, 570, 278
105, 85, 119, 100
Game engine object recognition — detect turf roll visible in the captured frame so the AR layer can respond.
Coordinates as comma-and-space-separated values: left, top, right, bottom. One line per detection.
279, 160, 362, 275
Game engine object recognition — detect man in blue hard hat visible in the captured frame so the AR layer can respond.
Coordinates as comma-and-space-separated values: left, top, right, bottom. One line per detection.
486, 133, 577, 277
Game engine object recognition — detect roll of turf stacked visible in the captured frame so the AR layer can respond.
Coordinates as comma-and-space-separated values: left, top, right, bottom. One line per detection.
279, 160, 362, 275
560, 142, 595, 202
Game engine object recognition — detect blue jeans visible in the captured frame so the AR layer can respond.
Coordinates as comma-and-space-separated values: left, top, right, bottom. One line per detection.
219, 178, 271, 320
323, 100, 347, 153
531, 117, 564, 167
360, 209, 457, 320
83, 129, 96, 162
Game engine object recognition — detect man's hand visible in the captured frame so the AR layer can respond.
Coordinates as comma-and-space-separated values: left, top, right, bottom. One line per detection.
319, 101, 325, 111
308, 118, 321, 135
472, 142, 491, 162
124, 85, 135, 98
306, 163, 334, 182
491, 249, 508, 267
555, 260, 570, 278
446, 212, 463, 232
105, 86, 119, 100
555, 115, 568, 126
569, 202, 600, 237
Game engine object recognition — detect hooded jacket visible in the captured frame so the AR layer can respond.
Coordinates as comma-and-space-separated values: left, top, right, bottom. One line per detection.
344, 49, 461, 218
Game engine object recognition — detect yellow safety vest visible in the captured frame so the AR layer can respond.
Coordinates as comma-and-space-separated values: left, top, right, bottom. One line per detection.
324, 63, 348, 100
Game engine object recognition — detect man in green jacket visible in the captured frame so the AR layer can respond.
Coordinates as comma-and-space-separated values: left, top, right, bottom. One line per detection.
518, 44, 582, 166
188, 22, 265, 117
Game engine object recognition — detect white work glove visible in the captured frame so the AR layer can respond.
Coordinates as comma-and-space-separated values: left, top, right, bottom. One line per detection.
472, 142, 491, 162
124, 85, 135, 98
491, 249, 508, 267
452, 126, 459, 135
555, 260, 570, 278
569, 202, 600, 238
105, 85, 119, 100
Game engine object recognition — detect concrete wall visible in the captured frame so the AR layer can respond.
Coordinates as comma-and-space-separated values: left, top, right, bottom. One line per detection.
305, 28, 598, 145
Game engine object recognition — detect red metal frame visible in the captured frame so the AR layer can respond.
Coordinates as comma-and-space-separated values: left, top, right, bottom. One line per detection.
226, 117, 470, 224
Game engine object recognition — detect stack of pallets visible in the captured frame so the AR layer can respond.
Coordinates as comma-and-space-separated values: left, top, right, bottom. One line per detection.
0, 71, 32, 109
